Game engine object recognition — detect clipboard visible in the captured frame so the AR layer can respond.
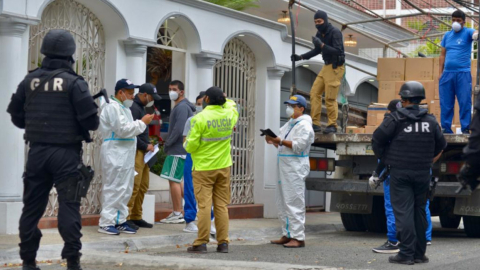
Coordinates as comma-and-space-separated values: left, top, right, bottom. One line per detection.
260, 128, 277, 138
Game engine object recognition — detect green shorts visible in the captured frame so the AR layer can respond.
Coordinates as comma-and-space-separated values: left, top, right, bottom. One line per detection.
161, 156, 185, 183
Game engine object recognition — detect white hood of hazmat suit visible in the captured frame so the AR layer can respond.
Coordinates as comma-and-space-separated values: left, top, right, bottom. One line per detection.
98, 97, 146, 227
276, 114, 315, 241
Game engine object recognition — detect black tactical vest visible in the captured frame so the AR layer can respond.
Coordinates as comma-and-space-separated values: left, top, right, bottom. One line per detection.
384, 110, 437, 170
23, 67, 84, 144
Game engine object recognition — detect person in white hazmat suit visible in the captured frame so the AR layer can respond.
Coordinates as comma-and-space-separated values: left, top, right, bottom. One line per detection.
98, 79, 154, 235
265, 95, 315, 248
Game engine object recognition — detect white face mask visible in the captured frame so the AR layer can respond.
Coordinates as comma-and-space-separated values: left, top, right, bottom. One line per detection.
145, 95, 154, 107
195, 105, 203, 114
452, 22, 462, 32
286, 106, 294, 117
169, 91, 179, 101
122, 92, 133, 108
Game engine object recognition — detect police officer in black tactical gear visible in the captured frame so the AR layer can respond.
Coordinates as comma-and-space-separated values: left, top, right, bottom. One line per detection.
6, 29, 99, 270
458, 93, 480, 191
372, 81, 447, 265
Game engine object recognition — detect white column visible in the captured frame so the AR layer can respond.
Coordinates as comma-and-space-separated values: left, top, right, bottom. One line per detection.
254, 66, 289, 218
0, 19, 29, 234
194, 52, 222, 100
124, 41, 148, 89
395, 0, 402, 25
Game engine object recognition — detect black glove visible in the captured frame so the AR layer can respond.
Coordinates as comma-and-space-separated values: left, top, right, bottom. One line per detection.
312, 36, 323, 48
458, 163, 480, 191
291, 54, 302, 62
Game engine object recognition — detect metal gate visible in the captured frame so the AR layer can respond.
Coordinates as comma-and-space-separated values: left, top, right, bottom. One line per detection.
28, 0, 106, 217
214, 38, 256, 204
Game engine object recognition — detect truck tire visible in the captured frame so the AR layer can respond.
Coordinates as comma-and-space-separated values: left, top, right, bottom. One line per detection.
439, 214, 461, 229
463, 216, 480, 238
362, 196, 387, 233
341, 213, 366, 231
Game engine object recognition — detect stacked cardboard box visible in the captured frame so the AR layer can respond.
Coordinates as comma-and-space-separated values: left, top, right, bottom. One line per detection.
346, 126, 365, 134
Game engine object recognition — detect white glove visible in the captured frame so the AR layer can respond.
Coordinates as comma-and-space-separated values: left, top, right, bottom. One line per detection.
369, 175, 380, 189
473, 32, 478, 41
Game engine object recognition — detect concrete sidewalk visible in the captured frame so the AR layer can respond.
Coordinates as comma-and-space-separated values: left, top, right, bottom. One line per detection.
0, 212, 343, 268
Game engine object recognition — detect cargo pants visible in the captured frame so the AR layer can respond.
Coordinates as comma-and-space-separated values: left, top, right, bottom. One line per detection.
127, 149, 150, 220
310, 64, 345, 127
192, 167, 231, 246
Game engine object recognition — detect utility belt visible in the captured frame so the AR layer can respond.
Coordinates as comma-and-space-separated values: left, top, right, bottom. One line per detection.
324, 55, 345, 69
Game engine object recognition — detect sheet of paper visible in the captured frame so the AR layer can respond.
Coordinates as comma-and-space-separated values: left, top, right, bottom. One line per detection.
144, 144, 159, 163
134, 171, 138, 176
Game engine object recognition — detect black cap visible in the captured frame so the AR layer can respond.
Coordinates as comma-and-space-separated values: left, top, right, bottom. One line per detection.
139, 83, 161, 100
115, 79, 139, 92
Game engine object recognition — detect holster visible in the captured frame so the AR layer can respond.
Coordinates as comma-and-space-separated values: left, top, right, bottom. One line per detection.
429, 177, 438, 201
56, 163, 94, 203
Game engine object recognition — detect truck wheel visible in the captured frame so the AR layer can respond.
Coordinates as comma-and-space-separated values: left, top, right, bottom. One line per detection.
439, 214, 461, 229
362, 196, 387, 233
463, 216, 480, 238
341, 213, 366, 231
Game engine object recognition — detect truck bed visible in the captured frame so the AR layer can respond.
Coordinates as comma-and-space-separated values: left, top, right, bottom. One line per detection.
313, 133, 470, 150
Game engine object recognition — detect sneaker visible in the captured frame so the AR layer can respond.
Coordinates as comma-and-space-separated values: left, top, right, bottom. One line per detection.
132, 219, 153, 228
427, 241, 432, 246
184, 222, 198, 233
323, 125, 337, 134
389, 254, 414, 265
98, 226, 120, 235
372, 240, 400, 254
217, 243, 228, 253
115, 222, 137, 234
414, 255, 429, 263
462, 129, 470, 135
126, 220, 139, 230
312, 124, 322, 132
160, 212, 185, 224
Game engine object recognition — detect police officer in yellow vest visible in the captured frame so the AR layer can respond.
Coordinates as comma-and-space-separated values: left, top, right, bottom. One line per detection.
184, 87, 239, 254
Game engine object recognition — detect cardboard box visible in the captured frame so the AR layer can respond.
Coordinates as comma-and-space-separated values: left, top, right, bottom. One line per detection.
378, 81, 402, 104
377, 113, 385, 124
364, 126, 377, 134
346, 126, 365, 134
433, 58, 440, 80
405, 58, 434, 81
434, 79, 439, 100
454, 100, 460, 125
429, 100, 441, 122
472, 59, 477, 83
377, 58, 406, 81
418, 80, 435, 103
367, 104, 388, 126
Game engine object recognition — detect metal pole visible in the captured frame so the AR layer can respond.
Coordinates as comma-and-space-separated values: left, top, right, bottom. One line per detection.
403, 0, 451, 28
383, 0, 386, 18
344, 63, 376, 77
388, 33, 444, 45
289, 6, 297, 95
444, 0, 479, 24
343, 13, 450, 27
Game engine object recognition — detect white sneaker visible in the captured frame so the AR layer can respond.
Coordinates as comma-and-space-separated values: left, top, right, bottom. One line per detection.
160, 212, 185, 224
183, 222, 198, 233
210, 218, 216, 235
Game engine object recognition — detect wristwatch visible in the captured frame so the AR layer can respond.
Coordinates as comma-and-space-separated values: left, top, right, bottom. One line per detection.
279, 139, 283, 146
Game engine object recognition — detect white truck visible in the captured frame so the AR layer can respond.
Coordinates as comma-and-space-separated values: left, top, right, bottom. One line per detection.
307, 133, 480, 238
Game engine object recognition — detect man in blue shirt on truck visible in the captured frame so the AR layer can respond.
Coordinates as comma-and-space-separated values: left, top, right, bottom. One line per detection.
439, 9, 478, 134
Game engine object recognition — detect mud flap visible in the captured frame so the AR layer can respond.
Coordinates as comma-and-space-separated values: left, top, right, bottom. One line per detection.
330, 193, 373, 214
454, 189, 480, 217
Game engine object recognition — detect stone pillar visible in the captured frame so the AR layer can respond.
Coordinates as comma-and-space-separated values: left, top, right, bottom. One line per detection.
124, 41, 148, 89
254, 66, 289, 218
0, 19, 29, 234
194, 52, 222, 100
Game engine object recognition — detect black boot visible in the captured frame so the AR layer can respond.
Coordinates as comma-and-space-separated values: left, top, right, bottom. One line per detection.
67, 257, 83, 270
323, 125, 337, 134
312, 124, 322, 132
22, 261, 40, 270
389, 254, 414, 265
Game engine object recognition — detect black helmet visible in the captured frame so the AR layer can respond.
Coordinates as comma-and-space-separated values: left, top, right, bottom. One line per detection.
40, 29, 76, 58
399, 81, 425, 99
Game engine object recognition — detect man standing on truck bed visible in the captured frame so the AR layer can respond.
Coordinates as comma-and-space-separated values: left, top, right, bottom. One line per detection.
291, 10, 345, 134
439, 9, 478, 134
372, 81, 446, 265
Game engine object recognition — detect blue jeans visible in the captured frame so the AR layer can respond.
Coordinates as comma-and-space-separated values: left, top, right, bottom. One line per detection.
183, 154, 213, 223
439, 71, 472, 133
384, 177, 432, 242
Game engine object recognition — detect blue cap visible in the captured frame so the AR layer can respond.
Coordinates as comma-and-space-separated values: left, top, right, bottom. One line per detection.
284, 95, 307, 108
115, 78, 139, 92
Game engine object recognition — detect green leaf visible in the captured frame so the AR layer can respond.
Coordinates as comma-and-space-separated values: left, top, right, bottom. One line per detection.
203, 0, 259, 11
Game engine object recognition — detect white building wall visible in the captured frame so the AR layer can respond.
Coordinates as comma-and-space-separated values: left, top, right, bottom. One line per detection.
0, 0, 377, 229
